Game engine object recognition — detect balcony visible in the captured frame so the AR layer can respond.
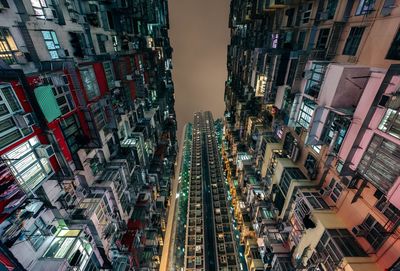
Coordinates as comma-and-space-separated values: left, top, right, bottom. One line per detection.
306, 108, 352, 153
292, 210, 373, 270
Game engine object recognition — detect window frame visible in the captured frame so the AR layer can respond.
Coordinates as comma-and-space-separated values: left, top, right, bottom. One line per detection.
355, 0, 375, 16
342, 27, 365, 56
30, 0, 48, 20
42, 30, 61, 59
0, 28, 19, 65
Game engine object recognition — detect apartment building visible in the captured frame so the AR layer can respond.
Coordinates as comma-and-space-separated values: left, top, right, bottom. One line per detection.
183, 112, 240, 271
224, 1, 400, 271
0, 0, 177, 270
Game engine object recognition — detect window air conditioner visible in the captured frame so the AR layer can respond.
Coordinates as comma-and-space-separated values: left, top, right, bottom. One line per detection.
14, 52, 28, 64
35, 145, 55, 158
14, 113, 35, 128
56, 48, 67, 58
126, 74, 134, 80
114, 80, 122, 87
44, 224, 58, 235
43, 7, 55, 20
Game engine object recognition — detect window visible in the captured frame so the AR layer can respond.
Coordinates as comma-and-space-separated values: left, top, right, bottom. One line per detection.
358, 135, 400, 192
2, 137, 52, 192
297, 31, 306, 50
97, 34, 106, 54
304, 63, 327, 97
379, 108, 400, 139
279, 168, 306, 196
42, 30, 61, 59
343, 27, 365, 55
0, 85, 33, 150
360, 215, 387, 250
30, 0, 47, 19
321, 112, 351, 153
304, 153, 317, 175
356, 0, 375, 15
91, 102, 106, 130
297, 98, 316, 129
312, 145, 321, 154
326, 0, 338, 19
375, 196, 400, 224
79, 66, 100, 100
310, 229, 367, 271
103, 61, 115, 89
60, 115, 81, 154
327, 179, 343, 202
302, 3, 313, 24
316, 29, 330, 49
386, 29, 400, 60
26, 218, 46, 250
0, 28, 19, 65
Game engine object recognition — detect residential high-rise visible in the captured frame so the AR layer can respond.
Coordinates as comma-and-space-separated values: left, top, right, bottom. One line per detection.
0, 1, 177, 270
224, 1, 400, 271
180, 112, 240, 270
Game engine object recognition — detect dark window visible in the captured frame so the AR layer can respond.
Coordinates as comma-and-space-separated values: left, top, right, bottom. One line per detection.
361, 215, 387, 250
297, 31, 306, 50
302, 3, 313, 24
316, 29, 330, 49
343, 27, 365, 55
286, 8, 295, 26
386, 29, 400, 60
97, 34, 106, 53
326, 0, 338, 19
356, 0, 375, 15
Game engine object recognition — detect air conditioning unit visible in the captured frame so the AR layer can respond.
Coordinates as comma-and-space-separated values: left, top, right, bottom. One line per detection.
35, 145, 55, 158
43, 7, 55, 20
318, 11, 329, 21
303, 70, 312, 80
278, 222, 292, 232
99, 34, 108, 42
14, 52, 28, 64
0, 1, 10, 11
63, 193, 77, 207
352, 225, 368, 237
44, 224, 58, 235
56, 48, 67, 58
319, 187, 331, 197
114, 80, 122, 87
14, 113, 35, 128
126, 74, 134, 80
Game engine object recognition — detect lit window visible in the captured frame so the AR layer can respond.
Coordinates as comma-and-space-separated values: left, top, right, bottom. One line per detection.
30, 0, 47, 19
2, 136, 52, 192
312, 145, 321, 153
343, 27, 365, 56
355, 0, 375, 15
79, 66, 100, 100
297, 98, 316, 129
379, 108, 400, 139
0, 28, 19, 65
26, 218, 46, 250
42, 30, 60, 59
0, 85, 33, 150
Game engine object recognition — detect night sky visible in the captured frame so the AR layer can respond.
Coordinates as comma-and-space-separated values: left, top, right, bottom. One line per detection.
169, 0, 231, 139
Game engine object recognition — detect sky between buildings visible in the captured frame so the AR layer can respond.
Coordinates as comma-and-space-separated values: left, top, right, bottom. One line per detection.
169, 0, 231, 139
